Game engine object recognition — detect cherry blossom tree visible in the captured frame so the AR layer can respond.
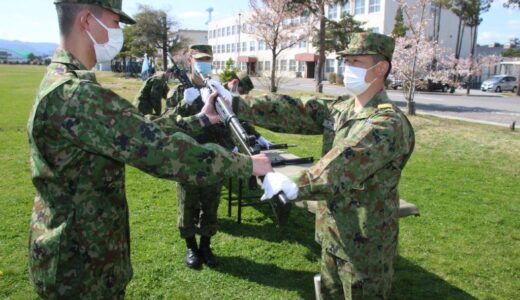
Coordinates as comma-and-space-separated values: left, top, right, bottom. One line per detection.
245, 0, 309, 92
393, 0, 432, 115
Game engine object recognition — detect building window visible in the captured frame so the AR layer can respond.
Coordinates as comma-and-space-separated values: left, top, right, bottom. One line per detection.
289, 59, 296, 71
326, 59, 335, 73
250, 41, 256, 51
342, 3, 351, 15
226, 26, 231, 36
280, 59, 288, 71
232, 25, 236, 35
242, 42, 247, 52
232, 43, 236, 53
259, 40, 265, 51
328, 4, 338, 19
265, 61, 271, 71
369, 0, 380, 13
338, 60, 345, 74
299, 40, 307, 48
236, 43, 241, 52
258, 61, 264, 72
298, 61, 305, 72
355, 0, 365, 15
226, 44, 231, 53
369, 27, 380, 33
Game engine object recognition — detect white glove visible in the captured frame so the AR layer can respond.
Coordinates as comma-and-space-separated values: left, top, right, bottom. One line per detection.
261, 172, 299, 201
200, 87, 212, 104
183, 87, 201, 105
257, 136, 274, 149
207, 79, 233, 107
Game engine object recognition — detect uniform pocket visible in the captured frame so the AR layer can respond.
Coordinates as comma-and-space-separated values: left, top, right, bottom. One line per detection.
29, 222, 65, 293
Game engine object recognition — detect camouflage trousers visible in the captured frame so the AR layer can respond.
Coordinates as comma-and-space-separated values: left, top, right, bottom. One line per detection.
320, 249, 389, 300
176, 182, 221, 238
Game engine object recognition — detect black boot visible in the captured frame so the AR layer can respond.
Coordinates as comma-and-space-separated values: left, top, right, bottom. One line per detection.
199, 236, 218, 268
185, 236, 202, 269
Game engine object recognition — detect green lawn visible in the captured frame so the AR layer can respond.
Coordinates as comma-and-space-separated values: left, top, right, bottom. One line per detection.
0, 65, 519, 299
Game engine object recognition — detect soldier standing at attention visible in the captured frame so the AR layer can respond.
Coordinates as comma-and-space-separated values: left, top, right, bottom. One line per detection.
225, 32, 415, 299
27, 1, 273, 298
165, 45, 273, 269
134, 70, 172, 115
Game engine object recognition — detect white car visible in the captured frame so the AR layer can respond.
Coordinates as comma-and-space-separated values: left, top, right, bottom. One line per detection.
481, 75, 518, 93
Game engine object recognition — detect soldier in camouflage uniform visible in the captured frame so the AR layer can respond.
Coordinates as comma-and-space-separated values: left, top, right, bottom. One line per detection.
166, 46, 272, 269
27, 1, 272, 298
134, 71, 172, 115
233, 32, 415, 299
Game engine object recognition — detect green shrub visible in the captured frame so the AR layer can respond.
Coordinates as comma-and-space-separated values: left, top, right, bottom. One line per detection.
328, 72, 336, 83
220, 58, 240, 83
336, 74, 344, 85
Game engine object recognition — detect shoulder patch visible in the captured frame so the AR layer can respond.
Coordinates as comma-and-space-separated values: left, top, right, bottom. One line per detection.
378, 103, 393, 110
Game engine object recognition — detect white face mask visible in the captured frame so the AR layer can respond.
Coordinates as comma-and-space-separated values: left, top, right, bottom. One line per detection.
343, 62, 380, 96
86, 15, 124, 63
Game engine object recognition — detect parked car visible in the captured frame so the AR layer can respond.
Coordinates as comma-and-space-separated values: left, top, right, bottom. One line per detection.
387, 75, 403, 90
416, 79, 455, 93
481, 75, 518, 93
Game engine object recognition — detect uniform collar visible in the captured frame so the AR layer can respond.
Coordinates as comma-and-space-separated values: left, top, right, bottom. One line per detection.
51, 48, 88, 71
350, 90, 390, 120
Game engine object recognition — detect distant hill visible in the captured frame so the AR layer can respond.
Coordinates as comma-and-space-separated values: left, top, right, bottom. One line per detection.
0, 39, 58, 57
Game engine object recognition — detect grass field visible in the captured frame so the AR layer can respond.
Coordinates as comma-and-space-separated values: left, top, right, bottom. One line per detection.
0, 65, 519, 299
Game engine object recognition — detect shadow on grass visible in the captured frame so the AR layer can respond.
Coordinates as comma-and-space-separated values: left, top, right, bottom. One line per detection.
216, 256, 316, 300
219, 205, 319, 246
392, 256, 476, 300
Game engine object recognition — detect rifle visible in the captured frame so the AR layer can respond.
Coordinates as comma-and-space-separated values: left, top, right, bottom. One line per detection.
169, 62, 292, 204
258, 143, 297, 151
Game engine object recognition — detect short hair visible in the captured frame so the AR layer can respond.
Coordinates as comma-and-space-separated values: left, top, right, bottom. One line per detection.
373, 55, 392, 80
55, 3, 103, 38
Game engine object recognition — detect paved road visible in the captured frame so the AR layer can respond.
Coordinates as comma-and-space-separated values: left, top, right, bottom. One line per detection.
251, 78, 520, 127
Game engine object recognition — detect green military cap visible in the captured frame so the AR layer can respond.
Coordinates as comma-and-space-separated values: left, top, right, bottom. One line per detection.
237, 72, 254, 94
53, 0, 136, 24
338, 32, 395, 61
189, 45, 213, 59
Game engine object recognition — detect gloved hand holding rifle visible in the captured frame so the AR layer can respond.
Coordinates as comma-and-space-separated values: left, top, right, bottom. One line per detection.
169, 62, 298, 204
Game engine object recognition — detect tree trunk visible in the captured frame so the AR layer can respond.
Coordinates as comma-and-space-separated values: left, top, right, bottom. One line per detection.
407, 100, 416, 115
271, 49, 278, 93
466, 22, 479, 96
162, 40, 168, 72
315, 2, 326, 93
407, 47, 419, 116
436, 6, 442, 43
455, 15, 464, 59
517, 72, 520, 96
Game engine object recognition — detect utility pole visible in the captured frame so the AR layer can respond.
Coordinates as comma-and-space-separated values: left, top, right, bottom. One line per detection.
237, 13, 242, 70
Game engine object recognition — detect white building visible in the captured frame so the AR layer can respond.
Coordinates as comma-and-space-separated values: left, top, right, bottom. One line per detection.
208, 0, 472, 78
176, 29, 208, 45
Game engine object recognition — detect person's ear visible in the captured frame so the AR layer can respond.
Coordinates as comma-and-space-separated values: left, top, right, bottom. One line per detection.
375, 61, 389, 79
78, 10, 92, 32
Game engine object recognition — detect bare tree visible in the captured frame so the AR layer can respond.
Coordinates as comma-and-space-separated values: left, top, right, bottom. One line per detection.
132, 5, 184, 70
246, 0, 308, 92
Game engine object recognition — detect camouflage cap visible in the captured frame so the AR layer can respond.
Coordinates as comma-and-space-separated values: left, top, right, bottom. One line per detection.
237, 72, 254, 93
189, 45, 213, 60
53, 0, 136, 24
338, 32, 395, 61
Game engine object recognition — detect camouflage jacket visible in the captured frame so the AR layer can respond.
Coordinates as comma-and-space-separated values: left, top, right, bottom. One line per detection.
236, 91, 415, 287
26, 48, 252, 298
134, 73, 168, 115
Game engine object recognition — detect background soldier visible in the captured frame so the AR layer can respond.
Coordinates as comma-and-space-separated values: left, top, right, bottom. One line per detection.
166, 45, 273, 269
227, 32, 415, 299
134, 70, 172, 115
27, 2, 272, 298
